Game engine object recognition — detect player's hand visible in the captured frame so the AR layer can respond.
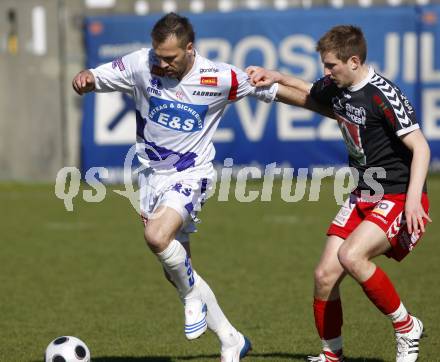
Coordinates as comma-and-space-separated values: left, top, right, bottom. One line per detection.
404, 197, 431, 235
246, 66, 281, 87
72, 70, 96, 95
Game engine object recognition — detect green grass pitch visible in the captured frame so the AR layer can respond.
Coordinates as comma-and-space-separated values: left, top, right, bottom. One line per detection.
1, 177, 439, 361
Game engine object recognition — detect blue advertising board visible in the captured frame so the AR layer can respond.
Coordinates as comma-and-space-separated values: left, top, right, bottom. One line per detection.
82, 7, 440, 180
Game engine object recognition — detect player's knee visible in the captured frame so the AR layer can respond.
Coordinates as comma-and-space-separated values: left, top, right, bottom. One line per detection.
314, 266, 339, 292
144, 224, 169, 251
337, 244, 361, 275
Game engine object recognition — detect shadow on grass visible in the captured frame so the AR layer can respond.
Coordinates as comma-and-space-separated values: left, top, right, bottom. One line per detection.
252, 353, 385, 361
90, 356, 217, 361
39, 353, 384, 361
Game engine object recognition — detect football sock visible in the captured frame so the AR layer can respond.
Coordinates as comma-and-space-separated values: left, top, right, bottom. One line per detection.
157, 242, 240, 347
314, 298, 343, 359
361, 266, 400, 315
388, 302, 413, 334
157, 239, 198, 299
314, 298, 343, 340
196, 274, 240, 348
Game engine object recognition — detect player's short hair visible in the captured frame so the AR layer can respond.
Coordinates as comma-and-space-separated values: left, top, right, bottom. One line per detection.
151, 13, 195, 48
316, 25, 367, 64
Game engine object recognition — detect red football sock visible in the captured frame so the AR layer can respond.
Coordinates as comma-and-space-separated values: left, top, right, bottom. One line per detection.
313, 298, 343, 340
393, 313, 413, 334
361, 266, 400, 315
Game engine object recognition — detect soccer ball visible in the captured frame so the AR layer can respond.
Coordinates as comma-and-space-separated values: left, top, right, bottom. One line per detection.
45, 336, 91, 362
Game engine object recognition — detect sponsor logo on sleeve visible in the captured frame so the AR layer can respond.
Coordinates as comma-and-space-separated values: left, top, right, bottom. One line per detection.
112, 57, 125, 71
200, 77, 218, 86
399, 91, 415, 115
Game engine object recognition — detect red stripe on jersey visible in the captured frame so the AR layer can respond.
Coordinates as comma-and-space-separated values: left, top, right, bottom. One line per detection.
228, 70, 238, 100
373, 94, 396, 127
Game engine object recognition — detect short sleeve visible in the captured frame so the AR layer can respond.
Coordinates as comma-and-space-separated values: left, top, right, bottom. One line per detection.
310, 75, 337, 107
227, 66, 278, 103
90, 49, 144, 94
372, 83, 419, 137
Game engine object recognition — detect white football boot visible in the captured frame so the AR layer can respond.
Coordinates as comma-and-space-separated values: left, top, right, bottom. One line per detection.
396, 316, 424, 362
184, 298, 207, 340
220, 333, 252, 362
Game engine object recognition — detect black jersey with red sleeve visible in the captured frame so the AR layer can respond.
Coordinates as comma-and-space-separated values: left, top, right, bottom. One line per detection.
310, 67, 423, 194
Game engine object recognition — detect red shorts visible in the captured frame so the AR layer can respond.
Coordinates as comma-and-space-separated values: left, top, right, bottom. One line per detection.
327, 191, 429, 261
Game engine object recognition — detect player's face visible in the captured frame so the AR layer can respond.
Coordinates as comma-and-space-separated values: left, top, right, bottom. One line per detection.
153, 35, 194, 79
321, 51, 356, 88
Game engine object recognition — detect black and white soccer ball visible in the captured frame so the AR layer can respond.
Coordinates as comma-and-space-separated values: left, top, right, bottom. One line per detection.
45, 336, 91, 362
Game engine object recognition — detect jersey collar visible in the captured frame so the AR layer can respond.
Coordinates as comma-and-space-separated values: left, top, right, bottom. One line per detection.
348, 66, 375, 92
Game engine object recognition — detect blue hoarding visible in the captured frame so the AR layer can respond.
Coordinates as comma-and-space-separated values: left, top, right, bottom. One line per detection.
82, 7, 440, 180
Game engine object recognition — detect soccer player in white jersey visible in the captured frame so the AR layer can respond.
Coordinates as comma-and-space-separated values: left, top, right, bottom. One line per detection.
72, 13, 277, 361
248, 25, 431, 362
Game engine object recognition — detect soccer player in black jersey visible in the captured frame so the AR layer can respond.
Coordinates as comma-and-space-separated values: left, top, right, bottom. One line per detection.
247, 25, 431, 362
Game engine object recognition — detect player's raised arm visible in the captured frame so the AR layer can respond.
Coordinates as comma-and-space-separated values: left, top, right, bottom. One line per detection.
72, 69, 96, 95
247, 66, 335, 119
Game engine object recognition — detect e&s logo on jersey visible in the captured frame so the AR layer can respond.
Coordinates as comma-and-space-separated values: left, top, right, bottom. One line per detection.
148, 96, 208, 132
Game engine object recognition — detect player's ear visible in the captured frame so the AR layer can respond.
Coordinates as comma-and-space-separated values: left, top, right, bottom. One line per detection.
186, 42, 194, 54
350, 55, 361, 70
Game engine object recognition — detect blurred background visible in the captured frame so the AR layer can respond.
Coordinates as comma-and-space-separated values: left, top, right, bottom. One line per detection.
1, 0, 440, 182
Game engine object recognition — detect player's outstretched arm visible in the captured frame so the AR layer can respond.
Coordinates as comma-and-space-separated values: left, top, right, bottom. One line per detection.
276, 83, 335, 119
247, 66, 312, 93
246, 66, 334, 119
72, 69, 96, 95
401, 129, 432, 234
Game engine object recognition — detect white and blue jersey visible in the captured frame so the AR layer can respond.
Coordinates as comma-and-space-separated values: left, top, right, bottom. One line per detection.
90, 48, 278, 173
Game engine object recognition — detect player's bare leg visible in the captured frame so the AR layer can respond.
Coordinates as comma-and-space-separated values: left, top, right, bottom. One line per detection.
144, 206, 207, 340
309, 235, 346, 362
338, 221, 424, 362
